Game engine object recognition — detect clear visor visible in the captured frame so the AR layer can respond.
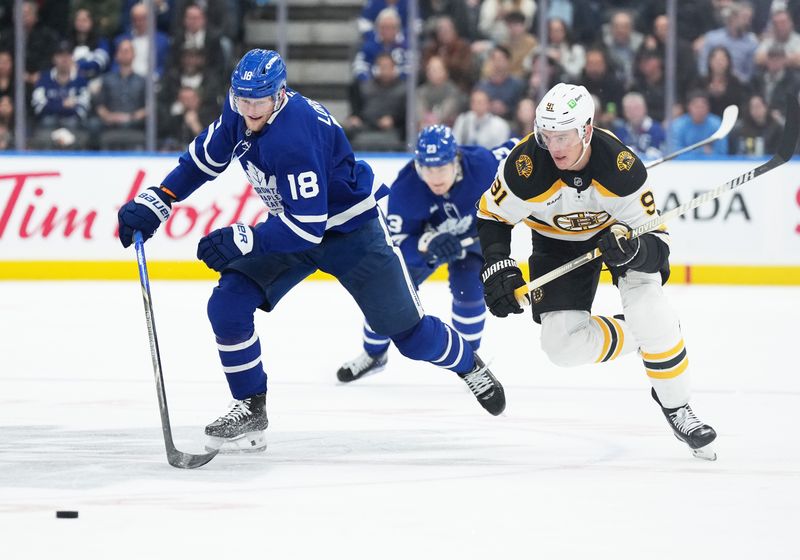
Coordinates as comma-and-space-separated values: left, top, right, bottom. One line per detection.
416, 162, 458, 191
534, 127, 582, 151
234, 95, 275, 109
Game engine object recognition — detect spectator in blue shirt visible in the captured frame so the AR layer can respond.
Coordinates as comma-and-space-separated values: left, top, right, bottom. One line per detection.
697, 1, 759, 82
353, 7, 408, 82
614, 91, 666, 160
114, 2, 170, 79
669, 90, 727, 157
30, 40, 91, 150
476, 45, 524, 120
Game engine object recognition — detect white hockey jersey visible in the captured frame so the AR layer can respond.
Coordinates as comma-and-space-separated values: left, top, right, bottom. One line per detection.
477, 128, 668, 245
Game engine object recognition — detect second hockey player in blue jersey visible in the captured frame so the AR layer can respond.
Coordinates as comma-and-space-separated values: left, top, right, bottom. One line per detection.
337, 125, 516, 382
117, 50, 506, 453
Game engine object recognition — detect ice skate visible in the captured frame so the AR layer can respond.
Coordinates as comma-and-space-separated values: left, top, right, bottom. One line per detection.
652, 388, 717, 461
205, 392, 268, 453
337, 351, 388, 382
461, 354, 505, 416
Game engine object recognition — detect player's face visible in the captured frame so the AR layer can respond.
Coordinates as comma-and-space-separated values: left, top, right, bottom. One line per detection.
538, 128, 584, 169
237, 96, 276, 132
419, 162, 457, 195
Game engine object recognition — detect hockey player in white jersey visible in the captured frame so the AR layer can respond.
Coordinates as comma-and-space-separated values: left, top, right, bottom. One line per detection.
477, 83, 717, 460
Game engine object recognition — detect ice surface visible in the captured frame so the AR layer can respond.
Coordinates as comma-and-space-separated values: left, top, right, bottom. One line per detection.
1, 280, 799, 559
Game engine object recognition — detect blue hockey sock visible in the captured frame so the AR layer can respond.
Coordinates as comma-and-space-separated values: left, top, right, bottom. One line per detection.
207, 272, 268, 399
451, 298, 486, 350
362, 320, 390, 355
218, 331, 267, 399
391, 315, 475, 374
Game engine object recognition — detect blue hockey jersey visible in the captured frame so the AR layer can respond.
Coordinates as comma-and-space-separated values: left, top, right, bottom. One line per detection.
385, 140, 517, 268
161, 89, 383, 254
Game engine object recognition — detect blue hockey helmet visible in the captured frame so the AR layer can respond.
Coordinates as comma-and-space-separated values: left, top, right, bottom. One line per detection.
230, 49, 287, 99
415, 125, 458, 167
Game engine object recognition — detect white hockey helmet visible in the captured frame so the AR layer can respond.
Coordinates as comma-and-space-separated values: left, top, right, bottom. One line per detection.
534, 83, 594, 149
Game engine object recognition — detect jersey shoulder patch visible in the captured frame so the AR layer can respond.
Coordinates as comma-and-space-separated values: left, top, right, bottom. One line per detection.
500, 135, 560, 200
590, 128, 647, 197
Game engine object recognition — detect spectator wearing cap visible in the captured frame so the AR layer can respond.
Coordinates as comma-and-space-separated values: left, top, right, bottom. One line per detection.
696, 1, 759, 82
668, 90, 727, 157
752, 44, 800, 118
476, 45, 524, 120
30, 40, 91, 150
755, 8, 800, 68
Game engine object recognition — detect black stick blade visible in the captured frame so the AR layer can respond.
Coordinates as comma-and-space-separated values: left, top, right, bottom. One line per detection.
168, 448, 219, 469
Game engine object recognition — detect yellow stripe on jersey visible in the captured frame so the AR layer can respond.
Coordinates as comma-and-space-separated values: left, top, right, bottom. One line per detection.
478, 195, 512, 223
525, 179, 566, 203
591, 179, 621, 198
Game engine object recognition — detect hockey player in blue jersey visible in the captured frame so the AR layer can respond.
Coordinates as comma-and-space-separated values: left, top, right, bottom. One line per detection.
117, 50, 506, 453
337, 125, 517, 382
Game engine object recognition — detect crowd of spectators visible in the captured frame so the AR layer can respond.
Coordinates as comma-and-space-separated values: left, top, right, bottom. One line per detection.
347, 0, 800, 157
0, 0, 798, 157
0, 0, 242, 151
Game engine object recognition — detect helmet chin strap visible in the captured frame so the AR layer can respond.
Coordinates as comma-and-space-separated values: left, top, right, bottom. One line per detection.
567, 126, 592, 170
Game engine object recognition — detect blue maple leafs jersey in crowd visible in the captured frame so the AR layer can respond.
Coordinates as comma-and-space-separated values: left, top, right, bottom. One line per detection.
386, 140, 517, 268
160, 89, 383, 254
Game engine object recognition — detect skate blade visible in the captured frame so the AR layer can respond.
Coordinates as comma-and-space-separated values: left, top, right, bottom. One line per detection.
692, 443, 717, 461
338, 363, 387, 383
205, 431, 267, 454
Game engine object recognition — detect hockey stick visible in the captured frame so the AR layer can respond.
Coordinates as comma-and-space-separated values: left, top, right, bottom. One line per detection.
133, 231, 218, 469
513, 96, 798, 304
644, 104, 739, 169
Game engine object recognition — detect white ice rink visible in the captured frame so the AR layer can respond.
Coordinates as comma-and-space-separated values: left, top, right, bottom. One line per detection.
1, 279, 799, 559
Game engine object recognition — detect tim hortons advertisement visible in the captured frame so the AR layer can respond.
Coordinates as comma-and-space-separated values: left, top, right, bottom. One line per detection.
0, 154, 798, 274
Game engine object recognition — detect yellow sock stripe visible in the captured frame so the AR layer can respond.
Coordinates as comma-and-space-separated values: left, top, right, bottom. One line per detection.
608, 317, 625, 361
641, 339, 685, 361
592, 316, 611, 363
646, 357, 689, 379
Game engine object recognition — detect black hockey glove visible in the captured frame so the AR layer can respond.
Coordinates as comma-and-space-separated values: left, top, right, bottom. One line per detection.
118, 186, 174, 248
197, 223, 259, 272
481, 258, 530, 318
597, 223, 647, 269
421, 231, 465, 264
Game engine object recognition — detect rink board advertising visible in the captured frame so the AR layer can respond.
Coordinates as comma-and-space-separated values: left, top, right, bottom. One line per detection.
0, 154, 798, 284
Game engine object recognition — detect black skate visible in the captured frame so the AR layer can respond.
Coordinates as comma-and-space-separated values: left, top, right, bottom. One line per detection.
205, 392, 268, 453
652, 388, 717, 461
337, 351, 388, 382
461, 354, 505, 416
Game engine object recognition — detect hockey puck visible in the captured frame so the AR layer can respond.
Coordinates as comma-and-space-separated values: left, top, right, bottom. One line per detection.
56, 511, 79, 519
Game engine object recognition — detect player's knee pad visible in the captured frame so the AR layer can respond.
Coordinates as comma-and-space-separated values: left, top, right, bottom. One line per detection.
540, 310, 597, 367
618, 271, 680, 347
448, 253, 483, 301
207, 271, 265, 341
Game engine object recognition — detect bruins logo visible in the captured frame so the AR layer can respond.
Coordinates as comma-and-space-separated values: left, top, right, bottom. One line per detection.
553, 211, 611, 232
616, 150, 635, 172
515, 154, 533, 178
531, 287, 544, 304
